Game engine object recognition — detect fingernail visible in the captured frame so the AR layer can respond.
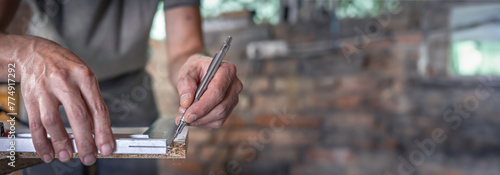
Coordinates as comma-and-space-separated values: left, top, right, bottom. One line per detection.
42, 154, 53, 163
83, 155, 96, 165
101, 144, 113, 155
58, 151, 70, 161
179, 107, 186, 114
180, 94, 189, 103
188, 114, 197, 123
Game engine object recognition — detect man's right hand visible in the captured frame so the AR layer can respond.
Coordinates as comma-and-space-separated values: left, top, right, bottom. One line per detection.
2, 35, 115, 165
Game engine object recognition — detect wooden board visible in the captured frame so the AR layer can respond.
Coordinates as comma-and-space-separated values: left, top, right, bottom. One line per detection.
0, 141, 186, 159
0, 118, 188, 174
0, 141, 186, 174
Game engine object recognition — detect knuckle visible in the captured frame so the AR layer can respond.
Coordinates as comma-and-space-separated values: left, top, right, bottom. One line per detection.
224, 63, 237, 75
36, 83, 48, 92
236, 80, 243, 93
213, 88, 225, 102
37, 78, 47, 87
70, 107, 88, 122
49, 70, 73, 91
78, 66, 97, 83
190, 120, 199, 126
52, 136, 70, 145
92, 101, 108, 114
50, 68, 69, 82
76, 141, 95, 155
234, 96, 240, 105
96, 126, 110, 137
29, 120, 43, 132
213, 120, 224, 128
41, 114, 58, 127
76, 65, 94, 76
214, 106, 227, 117
33, 140, 50, 153
219, 64, 236, 81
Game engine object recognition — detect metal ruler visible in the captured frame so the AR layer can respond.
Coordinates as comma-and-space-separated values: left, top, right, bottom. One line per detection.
0, 126, 187, 155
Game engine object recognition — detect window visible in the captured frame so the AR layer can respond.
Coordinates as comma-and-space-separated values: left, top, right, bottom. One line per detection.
150, 1, 166, 41
451, 41, 500, 76
449, 4, 500, 76
201, 0, 280, 25
335, 0, 399, 19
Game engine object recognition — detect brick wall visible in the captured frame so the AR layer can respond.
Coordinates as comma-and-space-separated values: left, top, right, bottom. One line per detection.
152, 1, 500, 175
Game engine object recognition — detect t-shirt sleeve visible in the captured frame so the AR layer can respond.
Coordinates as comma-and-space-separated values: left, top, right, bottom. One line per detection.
163, 0, 200, 10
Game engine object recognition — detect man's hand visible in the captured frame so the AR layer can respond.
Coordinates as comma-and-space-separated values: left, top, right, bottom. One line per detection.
175, 54, 243, 129
165, 6, 242, 129
3, 35, 114, 165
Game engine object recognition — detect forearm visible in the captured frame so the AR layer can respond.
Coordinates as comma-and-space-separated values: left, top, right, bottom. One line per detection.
0, 0, 22, 82
0, 34, 23, 82
165, 6, 204, 86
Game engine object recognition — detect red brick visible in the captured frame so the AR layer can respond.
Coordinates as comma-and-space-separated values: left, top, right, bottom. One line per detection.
312, 76, 339, 91
304, 147, 354, 165
273, 77, 292, 92
235, 94, 250, 111
394, 32, 422, 45
326, 112, 374, 128
186, 141, 199, 157
273, 76, 314, 93
257, 147, 299, 162
337, 75, 378, 93
264, 58, 298, 75
221, 129, 260, 144
254, 114, 321, 128
253, 94, 291, 112
188, 127, 213, 146
249, 77, 270, 92
223, 115, 247, 128
333, 94, 364, 110
200, 145, 229, 164
200, 146, 217, 162
303, 93, 327, 109
271, 129, 321, 146
230, 146, 256, 162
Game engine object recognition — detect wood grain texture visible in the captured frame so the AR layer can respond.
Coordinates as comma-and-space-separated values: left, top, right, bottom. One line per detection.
0, 141, 186, 159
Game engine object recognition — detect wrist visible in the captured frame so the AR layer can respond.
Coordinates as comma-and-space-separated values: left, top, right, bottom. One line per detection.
168, 56, 188, 86
0, 34, 25, 82
0, 35, 47, 79
0, 34, 20, 64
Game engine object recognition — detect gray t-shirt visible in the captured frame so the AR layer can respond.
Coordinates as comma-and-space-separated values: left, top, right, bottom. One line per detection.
31, 0, 199, 80
26, 0, 199, 126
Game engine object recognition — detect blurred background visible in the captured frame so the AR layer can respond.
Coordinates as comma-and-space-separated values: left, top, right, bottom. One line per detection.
3, 0, 500, 174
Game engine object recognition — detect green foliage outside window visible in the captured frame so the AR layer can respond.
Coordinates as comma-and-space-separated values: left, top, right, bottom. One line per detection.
451, 41, 500, 76
201, 0, 280, 25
